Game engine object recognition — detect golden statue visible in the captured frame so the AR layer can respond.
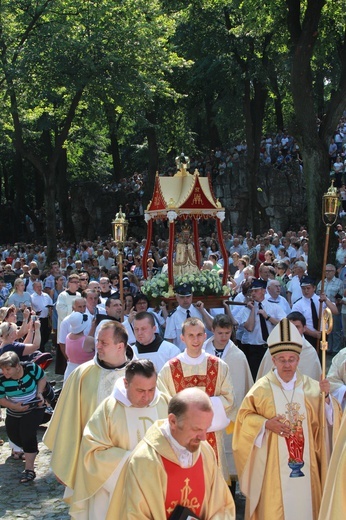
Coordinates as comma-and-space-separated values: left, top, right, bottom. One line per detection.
173, 224, 199, 276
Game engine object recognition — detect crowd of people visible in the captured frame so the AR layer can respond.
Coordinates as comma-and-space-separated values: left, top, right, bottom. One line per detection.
0, 221, 346, 519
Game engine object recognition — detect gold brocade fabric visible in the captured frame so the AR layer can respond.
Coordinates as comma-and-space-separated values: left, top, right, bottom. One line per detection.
69, 393, 169, 519
233, 370, 342, 520
43, 361, 127, 489
111, 420, 235, 520
318, 410, 346, 520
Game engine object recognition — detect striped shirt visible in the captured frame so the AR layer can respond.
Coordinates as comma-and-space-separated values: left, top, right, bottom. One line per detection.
0, 362, 44, 417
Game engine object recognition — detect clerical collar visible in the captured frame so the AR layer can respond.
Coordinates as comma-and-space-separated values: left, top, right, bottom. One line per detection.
112, 377, 159, 406
274, 368, 297, 390
66, 290, 77, 296
101, 290, 112, 298
97, 356, 128, 370
180, 350, 206, 365
161, 420, 197, 468
136, 333, 162, 354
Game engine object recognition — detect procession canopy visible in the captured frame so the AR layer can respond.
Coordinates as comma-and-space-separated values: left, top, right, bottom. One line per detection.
145, 166, 224, 220
143, 162, 228, 287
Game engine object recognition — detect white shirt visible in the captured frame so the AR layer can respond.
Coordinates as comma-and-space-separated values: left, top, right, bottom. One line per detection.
30, 292, 53, 318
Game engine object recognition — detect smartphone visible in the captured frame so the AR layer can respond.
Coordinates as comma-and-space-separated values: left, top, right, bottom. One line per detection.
22, 398, 43, 409
31, 316, 37, 322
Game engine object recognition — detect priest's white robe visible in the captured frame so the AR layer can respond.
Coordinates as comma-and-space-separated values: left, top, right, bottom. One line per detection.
69, 381, 170, 519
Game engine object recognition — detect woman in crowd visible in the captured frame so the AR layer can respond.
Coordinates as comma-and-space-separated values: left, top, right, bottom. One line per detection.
255, 239, 266, 277
7, 278, 32, 325
0, 351, 47, 482
126, 293, 167, 338
0, 319, 42, 459
264, 249, 275, 265
63, 312, 94, 382
124, 293, 134, 317
0, 304, 30, 340
233, 258, 247, 293
277, 246, 290, 265
0, 319, 41, 360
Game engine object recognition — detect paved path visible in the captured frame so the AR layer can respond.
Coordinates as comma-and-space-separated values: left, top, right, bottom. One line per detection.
0, 424, 69, 519
0, 357, 69, 519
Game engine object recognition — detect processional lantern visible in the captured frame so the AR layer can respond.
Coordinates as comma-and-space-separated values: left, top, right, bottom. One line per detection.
318, 181, 338, 365
112, 206, 129, 247
111, 206, 128, 320
322, 181, 339, 226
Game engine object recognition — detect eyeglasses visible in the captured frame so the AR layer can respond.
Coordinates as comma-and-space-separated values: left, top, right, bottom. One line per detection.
274, 358, 298, 365
79, 278, 88, 281
69, 280, 79, 284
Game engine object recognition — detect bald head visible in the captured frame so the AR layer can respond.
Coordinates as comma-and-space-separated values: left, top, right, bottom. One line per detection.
72, 297, 87, 313
168, 388, 212, 420
168, 388, 213, 452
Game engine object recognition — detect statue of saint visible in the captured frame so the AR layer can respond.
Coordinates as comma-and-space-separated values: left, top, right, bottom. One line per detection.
173, 224, 199, 276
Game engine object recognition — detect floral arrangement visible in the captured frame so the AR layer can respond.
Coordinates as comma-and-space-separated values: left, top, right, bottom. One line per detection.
141, 270, 230, 300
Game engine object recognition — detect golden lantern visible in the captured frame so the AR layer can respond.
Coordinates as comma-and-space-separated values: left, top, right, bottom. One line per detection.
322, 181, 339, 226
111, 206, 128, 320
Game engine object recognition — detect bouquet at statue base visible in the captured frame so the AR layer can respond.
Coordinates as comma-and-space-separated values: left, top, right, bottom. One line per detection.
141, 270, 230, 300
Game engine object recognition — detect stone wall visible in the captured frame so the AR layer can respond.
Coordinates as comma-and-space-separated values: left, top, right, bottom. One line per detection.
214, 159, 306, 233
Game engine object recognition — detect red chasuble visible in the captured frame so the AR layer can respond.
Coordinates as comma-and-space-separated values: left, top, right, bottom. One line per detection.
169, 357, 219, 459
162, 454, 205, 519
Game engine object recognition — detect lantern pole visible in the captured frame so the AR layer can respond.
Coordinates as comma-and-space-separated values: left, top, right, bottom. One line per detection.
112, 206, 128, 321
318, 182, 338, 360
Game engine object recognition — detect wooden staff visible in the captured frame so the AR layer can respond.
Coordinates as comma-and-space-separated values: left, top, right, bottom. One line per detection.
320, 308, 333, 427
224, 301, 249, 306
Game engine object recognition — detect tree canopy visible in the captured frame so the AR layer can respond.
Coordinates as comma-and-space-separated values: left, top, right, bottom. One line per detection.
0, 0, 345, 270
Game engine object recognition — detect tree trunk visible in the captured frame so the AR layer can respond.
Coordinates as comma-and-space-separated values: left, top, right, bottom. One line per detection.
244, 78, 269, 235
56, 148, 75, 241
144, 110, 159, 206
287, 0, 332, 278
204, 94, 222, 149
103, 101, 122, 182
44, 166, 57, 263
34, 169, 44, 210
268, 65, 284, 130
315, 69, 325, 120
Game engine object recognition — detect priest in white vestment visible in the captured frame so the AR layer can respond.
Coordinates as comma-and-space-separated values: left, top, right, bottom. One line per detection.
318, 409, 346, 520
327, 346, 346, 409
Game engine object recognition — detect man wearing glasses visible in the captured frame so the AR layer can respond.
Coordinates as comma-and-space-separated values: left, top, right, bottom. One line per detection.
78, 273, 89, 293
